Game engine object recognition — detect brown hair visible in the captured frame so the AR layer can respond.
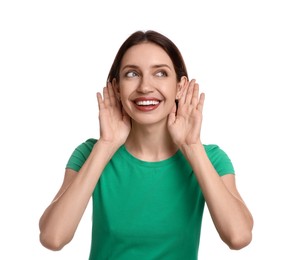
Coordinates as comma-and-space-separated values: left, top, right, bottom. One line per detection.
107, 30, 188, 83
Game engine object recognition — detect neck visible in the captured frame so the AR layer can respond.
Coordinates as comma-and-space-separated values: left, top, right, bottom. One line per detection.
125, 121, 178, 162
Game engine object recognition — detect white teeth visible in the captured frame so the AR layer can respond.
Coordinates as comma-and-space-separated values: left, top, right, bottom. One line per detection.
136, 100, 159, 106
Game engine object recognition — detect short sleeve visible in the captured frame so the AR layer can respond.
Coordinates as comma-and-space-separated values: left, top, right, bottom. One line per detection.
65, 138, 97, 172
204, 144, 235, 176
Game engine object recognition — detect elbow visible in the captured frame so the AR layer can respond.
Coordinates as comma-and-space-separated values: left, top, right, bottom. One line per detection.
39, 231, 72, 251
223, 216, 254, 250
226, 230, 253, 250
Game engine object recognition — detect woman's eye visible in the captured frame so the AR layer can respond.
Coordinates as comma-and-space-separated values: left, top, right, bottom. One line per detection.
126, 71, 138, 78
156, 71, 167, 77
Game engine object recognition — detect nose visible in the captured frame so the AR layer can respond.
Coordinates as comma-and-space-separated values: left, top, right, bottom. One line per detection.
137, 76, 154, 94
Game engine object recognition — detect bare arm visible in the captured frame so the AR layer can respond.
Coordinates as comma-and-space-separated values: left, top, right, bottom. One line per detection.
181, 144, 253, 250
39, 83, 131, 250
168, 79, 253, 249
39, 141, 119, 250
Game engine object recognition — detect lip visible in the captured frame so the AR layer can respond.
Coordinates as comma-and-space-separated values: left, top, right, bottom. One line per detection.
132, 97, 162, 112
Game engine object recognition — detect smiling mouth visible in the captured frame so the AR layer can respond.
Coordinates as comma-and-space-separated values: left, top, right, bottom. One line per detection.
135, 100, 160, 106
133, 98, 161, 111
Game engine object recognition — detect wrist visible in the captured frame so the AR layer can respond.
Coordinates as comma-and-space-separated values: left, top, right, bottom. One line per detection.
93, 139, 121, 159
180, 141, 205, 157
180, 140, 203, 150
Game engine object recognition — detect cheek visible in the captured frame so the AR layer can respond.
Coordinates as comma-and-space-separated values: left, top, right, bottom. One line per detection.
118, 82, 140, 103
117, 84, 128, 99
161, 86, 178, 99
119, 90, 132, 112
119, 90, 130, 104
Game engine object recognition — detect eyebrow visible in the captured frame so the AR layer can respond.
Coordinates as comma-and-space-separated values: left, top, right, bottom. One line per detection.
121, 64, 172, 71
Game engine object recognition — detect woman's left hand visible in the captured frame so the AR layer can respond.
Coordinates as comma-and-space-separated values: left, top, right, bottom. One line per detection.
168, 79, 205, 147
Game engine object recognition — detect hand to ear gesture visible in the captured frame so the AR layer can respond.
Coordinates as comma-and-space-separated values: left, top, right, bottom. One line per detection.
168, 79, 205, 147
97, 82, 131, 148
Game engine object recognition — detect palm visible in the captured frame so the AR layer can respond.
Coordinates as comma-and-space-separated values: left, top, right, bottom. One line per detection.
168, 80, 205, 147
97, 83, 131, 147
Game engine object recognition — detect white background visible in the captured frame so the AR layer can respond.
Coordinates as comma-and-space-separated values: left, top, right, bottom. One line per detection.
1, 0, 291, 259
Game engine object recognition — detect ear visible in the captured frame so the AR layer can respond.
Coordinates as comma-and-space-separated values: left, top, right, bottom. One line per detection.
176, 76, 188, 99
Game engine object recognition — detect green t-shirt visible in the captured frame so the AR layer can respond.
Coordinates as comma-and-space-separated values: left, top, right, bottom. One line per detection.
66, 138, 234, 260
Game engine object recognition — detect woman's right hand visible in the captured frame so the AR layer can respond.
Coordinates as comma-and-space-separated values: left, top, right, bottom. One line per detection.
97, 82, 131, 148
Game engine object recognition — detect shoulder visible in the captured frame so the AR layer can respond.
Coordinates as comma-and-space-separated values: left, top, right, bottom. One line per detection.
203, 144, 235, 176
75, 138, 98, 157
77, 138, 97, 150
203, 144, 228, 157
65, 138, 98, 171
79, 138, 97, 147
203, 144, 220, 153
203, 144, 225, 159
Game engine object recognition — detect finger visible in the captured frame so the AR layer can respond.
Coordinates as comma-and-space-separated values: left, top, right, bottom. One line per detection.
179, 81, 189, 105
197, 93, 205, 112
185, 80, 196, 105
96, 92, 104, 110
103, 86, 110, 107
191, 82, 199, 106
168, 103, 177, 126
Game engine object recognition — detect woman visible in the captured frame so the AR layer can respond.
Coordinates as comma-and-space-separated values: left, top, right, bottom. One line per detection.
39, 30, 253, 259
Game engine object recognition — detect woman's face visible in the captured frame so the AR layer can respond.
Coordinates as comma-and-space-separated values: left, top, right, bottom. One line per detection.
116, 42, 185, 126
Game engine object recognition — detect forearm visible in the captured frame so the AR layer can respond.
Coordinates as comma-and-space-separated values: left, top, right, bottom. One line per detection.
180, 143, 253, 249
39, 141, 118, 250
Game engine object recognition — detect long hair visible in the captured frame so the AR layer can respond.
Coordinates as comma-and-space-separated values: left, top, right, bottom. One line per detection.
107, 30, 188, 83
